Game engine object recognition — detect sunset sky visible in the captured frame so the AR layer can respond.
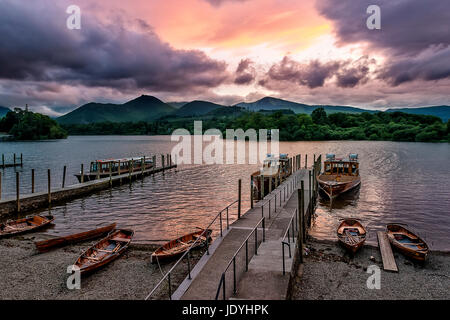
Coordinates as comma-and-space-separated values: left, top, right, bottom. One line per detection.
0, 0, 449, 116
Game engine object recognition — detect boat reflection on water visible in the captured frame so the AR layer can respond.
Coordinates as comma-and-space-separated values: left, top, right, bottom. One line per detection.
318, 185, 361, 210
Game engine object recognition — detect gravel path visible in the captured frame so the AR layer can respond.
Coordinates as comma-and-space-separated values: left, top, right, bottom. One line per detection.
291, 239, 450, 300
0, 233, 203, 300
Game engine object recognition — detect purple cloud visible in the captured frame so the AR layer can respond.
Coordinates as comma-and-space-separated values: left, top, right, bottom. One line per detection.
0, 0, 230, 93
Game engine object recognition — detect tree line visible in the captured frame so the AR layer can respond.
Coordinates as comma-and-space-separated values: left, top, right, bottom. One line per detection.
61, 108, 450, 143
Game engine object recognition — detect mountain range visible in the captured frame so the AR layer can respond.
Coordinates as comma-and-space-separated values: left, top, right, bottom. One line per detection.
57, 95, 175, 124
2, 96, 449, 124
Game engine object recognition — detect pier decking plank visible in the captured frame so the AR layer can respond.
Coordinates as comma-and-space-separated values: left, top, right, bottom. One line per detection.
377, 231, 398, 272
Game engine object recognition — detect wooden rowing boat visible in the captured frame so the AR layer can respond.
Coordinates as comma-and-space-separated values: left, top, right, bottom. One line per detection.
34, 223, 116, 253
0, 215, 54, 239
151, 229, 213, 264
386, 224, 429, 262
337, 219, 366, 254
74, 228, 134, 275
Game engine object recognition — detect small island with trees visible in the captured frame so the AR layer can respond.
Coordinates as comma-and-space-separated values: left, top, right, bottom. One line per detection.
0, 108, 67, 140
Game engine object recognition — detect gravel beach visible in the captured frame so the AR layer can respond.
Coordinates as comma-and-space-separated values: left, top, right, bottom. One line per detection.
0, 233, 204, 300
291, 238, 450, 300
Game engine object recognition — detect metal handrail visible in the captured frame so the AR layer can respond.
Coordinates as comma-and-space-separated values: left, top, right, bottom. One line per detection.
281, 208, 299, 275
145, 199, 239, 300
215, 217, 266, 300
259, 170, 301, 219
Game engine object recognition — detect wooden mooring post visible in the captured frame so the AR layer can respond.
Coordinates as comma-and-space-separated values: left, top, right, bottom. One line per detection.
16, 172, 20, 212
0, 171, 2, 200
305, 154, 308, 169
162, 155, 165, 173
1, 154, 4, 168
47, 169, 51, 206
32, 169, 35, 193
80, 164, 84, 183
62, 166, 66, 188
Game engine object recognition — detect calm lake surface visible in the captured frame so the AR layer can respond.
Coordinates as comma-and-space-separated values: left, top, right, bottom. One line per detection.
1, 136, 449, 250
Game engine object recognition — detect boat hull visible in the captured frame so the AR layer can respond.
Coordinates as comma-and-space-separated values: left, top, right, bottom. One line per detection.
35, 223, 116, 253
151, 229, 212, 264
0, 215, 54, 239
75, 164, 154, 183
74, 229, 134, 276
386, 224, 428, 262
337, 219, 366, 254
318, 176, 361, 199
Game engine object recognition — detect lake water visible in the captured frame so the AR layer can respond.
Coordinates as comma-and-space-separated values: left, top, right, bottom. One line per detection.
1, 136, 449, 250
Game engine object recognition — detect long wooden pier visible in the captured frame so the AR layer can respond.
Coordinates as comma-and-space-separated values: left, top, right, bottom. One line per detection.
0, 155, 176, 218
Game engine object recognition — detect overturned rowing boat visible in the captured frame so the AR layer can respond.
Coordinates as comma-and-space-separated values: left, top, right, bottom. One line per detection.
74, 228, 134, 275
0, 215, 54, 239
151, 229, 212, 264
35, 223, 116, 253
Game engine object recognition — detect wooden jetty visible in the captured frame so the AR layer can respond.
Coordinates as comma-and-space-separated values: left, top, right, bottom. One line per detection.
377, 231, 398, 272
1, 153, 23, 168
144, 154, 321, 300
0, 154, 176, 217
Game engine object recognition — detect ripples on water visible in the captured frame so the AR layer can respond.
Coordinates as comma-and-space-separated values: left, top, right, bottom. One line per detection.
0, 136, 449, 250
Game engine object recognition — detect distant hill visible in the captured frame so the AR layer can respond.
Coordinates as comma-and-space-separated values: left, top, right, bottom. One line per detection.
0, 106, 11, 118
167, 102, 189, 109
206, 106, 245, 117
386, 106, 450, 121
174, 100, 225, 117
57, 95, 175, 124
235, 97, 373, 115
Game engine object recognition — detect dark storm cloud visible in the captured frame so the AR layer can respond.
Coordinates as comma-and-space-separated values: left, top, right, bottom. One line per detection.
259, 56, 374, 89
316, 0, 450, 85
0, 0, 229, 92
234, 58, 256, 85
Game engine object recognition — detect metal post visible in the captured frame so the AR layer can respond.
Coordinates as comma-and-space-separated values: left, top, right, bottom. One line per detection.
250, 175, 254, 209
62, 166, 66, 188
226, 207, 229, 229
297, 187, 303, 263
261, 175, 264, 200
238, 179, 242, 219
20, 153, 23, 166
220, 211, 223, 237
16, 172, 20, 212
233, 258, 237, 294
2, 154, 4, 168
187, 251, 192, 280
245, 240, 249, 271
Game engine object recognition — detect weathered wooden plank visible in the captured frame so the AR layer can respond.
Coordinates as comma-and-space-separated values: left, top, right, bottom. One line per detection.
377, 231, 398, 272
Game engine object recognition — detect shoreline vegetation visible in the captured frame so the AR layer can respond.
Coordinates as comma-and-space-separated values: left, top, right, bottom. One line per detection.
62, 108, 450, 143
0, 109, 67, 140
